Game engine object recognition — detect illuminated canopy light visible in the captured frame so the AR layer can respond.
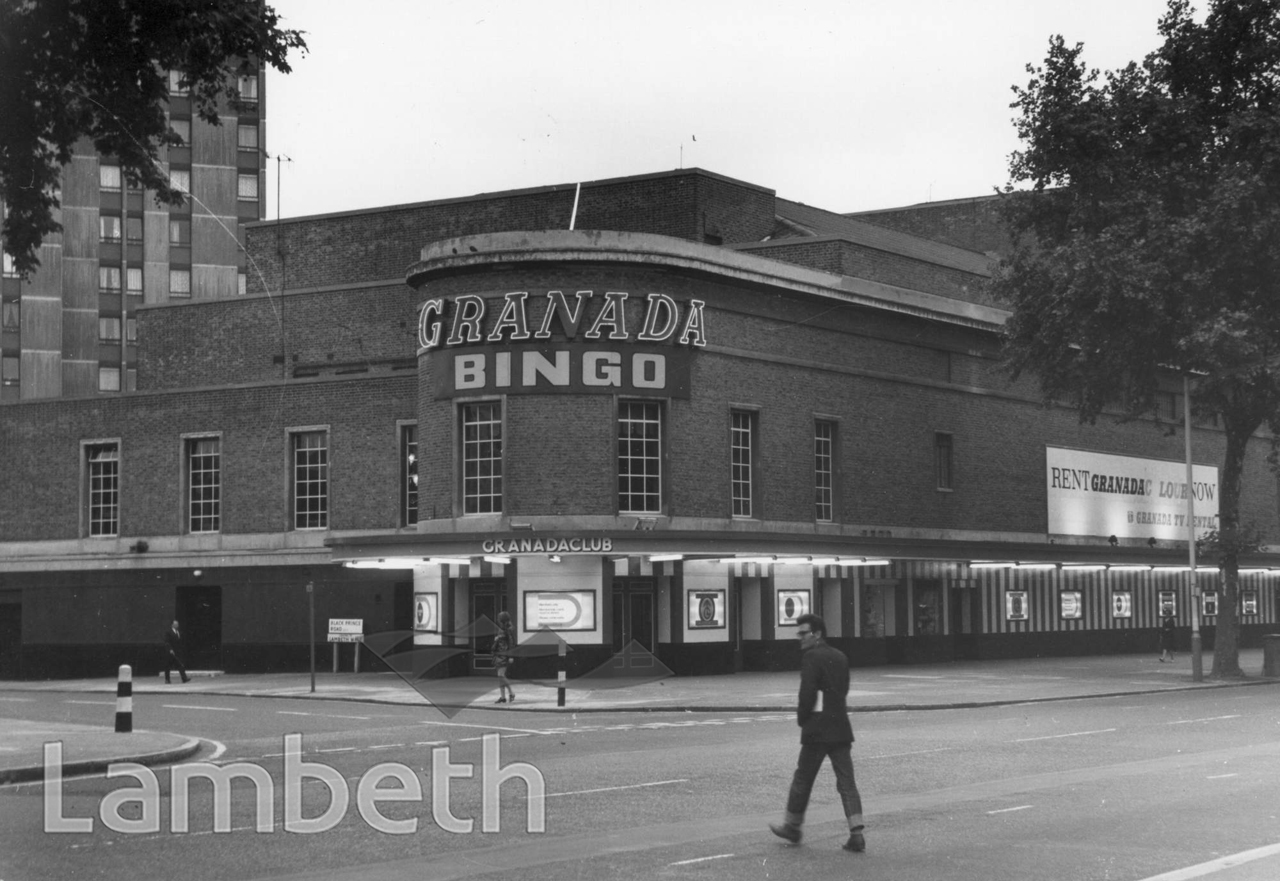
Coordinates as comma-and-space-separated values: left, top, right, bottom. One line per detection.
970, 561, 1016, 569
483, 555, 512, 565
844, 558, 891, 567
425, 557, 472, 566
343, 558, 423, 569
648, 554, 684, 562
1062, 565, 1107, 571
1109, 565, 1152, 572
1015, 563, 1057, 570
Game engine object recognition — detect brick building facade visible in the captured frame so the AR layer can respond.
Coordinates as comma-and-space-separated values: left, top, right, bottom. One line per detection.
1, 168, 1276, 680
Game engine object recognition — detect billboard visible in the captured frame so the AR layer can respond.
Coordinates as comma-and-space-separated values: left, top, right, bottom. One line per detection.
1046, 447, 1218, 540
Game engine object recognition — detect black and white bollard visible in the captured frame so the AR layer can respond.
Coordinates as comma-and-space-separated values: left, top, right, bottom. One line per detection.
556, 640, 567, 707
115, 664, 132, 733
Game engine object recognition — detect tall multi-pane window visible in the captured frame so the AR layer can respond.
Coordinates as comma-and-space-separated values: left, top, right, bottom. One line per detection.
3, 300, 20, 331
618, 401, 661, 513
169, 269, 191, 297
187, 437, 221, 533
168, 70, 189, 95
935, 432, 954, 491
85, 442, 120, 537
99, 317, 122, 341
238, 74, 259, 103
169, 168, 190, 194
461, 403, 502, 514
98, 366, 120, 392
99, 165, 121, 191
125, 216, 143, 243
730, 410, 755, 518
237, 124, 259, 150
237, 174, 259, 200
401, 423, 419, 526
99, 266, 122, 292
292, 431, 329, 529
169, 118, 190, 144
126, 267, 142, 295
815, 420, 836, 522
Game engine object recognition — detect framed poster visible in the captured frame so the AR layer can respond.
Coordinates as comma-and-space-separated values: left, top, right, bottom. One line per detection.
523, 591, 597, 632
412, 592, 439, 632
1112, 592, 1133, 618
1242, 591, 1258, 616
688, 590, 726, 629
1202, 592, 1218, 617
1060, 591, 1083, 620
777, 590, 811, 626
1005, 591, 1029, 621
1158, 591, 1177, 618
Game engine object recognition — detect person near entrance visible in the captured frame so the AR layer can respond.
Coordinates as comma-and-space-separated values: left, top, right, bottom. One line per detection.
164, 619, 190, 684
769, 613, 866, 853
493, 611, 516, 704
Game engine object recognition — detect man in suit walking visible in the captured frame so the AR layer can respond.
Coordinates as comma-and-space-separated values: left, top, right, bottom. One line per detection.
769, 612, 866, 852
164, 619, 191, 684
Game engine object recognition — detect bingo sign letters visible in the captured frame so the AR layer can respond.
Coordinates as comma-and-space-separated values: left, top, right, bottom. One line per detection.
777, 590, 811, 626
524, 591, 596, 632
413, 593, 439, 633
689, 590, 726, 629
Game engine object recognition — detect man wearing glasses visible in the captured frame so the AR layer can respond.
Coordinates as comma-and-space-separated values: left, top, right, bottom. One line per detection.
769, 613, 866, 853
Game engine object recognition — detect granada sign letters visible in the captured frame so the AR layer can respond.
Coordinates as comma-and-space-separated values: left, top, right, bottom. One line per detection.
1046, 446, 1219, 541
418, 290, 705, 399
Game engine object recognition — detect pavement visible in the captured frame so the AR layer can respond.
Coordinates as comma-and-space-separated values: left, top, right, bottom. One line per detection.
1, 648, 1275, 786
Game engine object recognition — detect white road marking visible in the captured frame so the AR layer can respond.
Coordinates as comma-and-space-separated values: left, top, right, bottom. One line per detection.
274, 711, 371, 720
987, 805, 1033, 814
1012, 728, 1116, 742
865, 747, 954, 759
206, 738, 228, 761
0, 696, 35, 701
414, 740, 447, 746
669, 854, 734, 866
546, 778, 690, 799
63, 700, 114, 706
163, 704, 237, 712
1169, 715, 1241, 725
1206, 773, 1239, 779
882, 674, 947, 679
420, 719, 544, 734
1134, 841, 1280, 880
315, 747, 357, 753
368, 744, 402, 750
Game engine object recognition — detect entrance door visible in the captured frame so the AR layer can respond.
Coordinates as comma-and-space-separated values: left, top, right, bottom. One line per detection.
0, 603, 20, 679
950, 585, 981, 660
611, 579, 655, 655
176, 584, 222, 671
468, 580, 506, 673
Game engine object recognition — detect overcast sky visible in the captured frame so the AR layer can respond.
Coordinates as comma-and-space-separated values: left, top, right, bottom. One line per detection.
264, 0, 1175, 221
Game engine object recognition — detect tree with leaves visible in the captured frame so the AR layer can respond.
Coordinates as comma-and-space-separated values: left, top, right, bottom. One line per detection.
0, 0, 306, 277
993, 0, 1280, 678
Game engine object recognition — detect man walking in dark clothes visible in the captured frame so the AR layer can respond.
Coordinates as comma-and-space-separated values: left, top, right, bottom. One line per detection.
769, 612, 866, 853
164, 619, 190, 684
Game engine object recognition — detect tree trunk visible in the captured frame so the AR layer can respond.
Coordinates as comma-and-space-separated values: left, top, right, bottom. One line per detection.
1209, 425, 1247, 679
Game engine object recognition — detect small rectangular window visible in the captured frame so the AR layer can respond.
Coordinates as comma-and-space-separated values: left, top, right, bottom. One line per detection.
2, 300, 19, 331
815, 420, 836, 522
100, 165, 121, 191
187, 437, 221, 533
169, 219, 190, 245
169, 119, 190, 144
935, 432, 953, 491
168, 70, 189, 95
86, 442, 120, 536
126, 317, 137, 342
292, 430, 329, 530
238, 74, 259, 102
125, 216, 143, 243
99, 215, 122, 242
126, 267, 142, 294
237, 272, 247, 296
401, 423, 419, 527
169, 168, 190, 194
98, 366, 121, 392
237, 124, 259, 150
98, 317, 122, 341
1, 355, 18, 386
2, 252, 18, 277
237, 174, 259, 200
618, 401, 661, 514
461, 403, 503, 515
99, 266, 122, 292
169, 269, 191, 297
730, 410, 755, 518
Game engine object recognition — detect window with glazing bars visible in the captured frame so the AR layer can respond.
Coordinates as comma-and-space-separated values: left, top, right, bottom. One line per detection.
935, 432, 953, 491
815, 420, 835, 522
618, 401, 661, 513
401, 424, 418, 526
731, 410, 755, 518
293, 431, 328, 529
188, 437, 221, 533
86, 443, 119, 537
461, 404, 502, 514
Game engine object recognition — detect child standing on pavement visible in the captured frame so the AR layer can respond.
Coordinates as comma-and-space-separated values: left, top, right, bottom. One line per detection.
493, 611, 516, 704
